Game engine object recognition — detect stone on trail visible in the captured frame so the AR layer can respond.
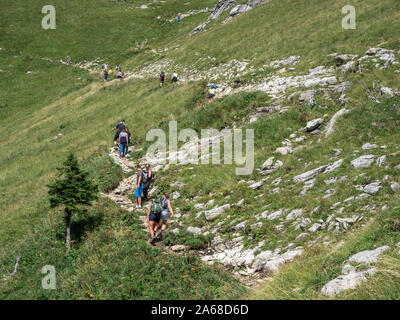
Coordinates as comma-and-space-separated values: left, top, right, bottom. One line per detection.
351, 155, 375, 168
348, 245, 390, 263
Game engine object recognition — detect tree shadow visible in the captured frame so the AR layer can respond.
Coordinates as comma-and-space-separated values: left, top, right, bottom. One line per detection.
55, 210, 104, 245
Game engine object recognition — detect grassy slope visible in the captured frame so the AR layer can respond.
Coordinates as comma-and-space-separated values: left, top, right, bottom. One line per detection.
0, 0, 399, 299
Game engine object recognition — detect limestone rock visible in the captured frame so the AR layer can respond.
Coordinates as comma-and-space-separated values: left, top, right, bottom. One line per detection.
293, 165, 327, 183
321, 268, 376, 296
351, 155, 375, 168
187, 226, 202, 235
349, 246, 390, 263
205, 204, 231, 221
285, 209, 303, 221
171, 245, 186, 252
306, 118, 323, 132
391, 182, 400, 193
363, 181, 381, 195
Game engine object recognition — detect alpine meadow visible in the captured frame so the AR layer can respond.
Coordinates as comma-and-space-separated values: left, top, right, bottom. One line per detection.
1, 0, 400, 301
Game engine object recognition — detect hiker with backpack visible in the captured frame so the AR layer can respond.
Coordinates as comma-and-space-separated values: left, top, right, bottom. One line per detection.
135, 165, 145, 208
147, 193, 174, 244
159, 71, 166, 87
118, 127, 129, 158
207, 85, 218, 99
102, 63, 109, 81
171, 71, 178, 83
142, 164, 153, 201
112, 120, 126, 146
153, 193, 174, 238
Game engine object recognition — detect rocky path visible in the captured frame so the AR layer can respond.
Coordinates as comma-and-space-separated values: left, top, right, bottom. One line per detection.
102, 147, 267, 288
102, 147, 186, 255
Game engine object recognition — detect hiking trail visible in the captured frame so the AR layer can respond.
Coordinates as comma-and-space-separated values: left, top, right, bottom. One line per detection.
102, 146, 268, 288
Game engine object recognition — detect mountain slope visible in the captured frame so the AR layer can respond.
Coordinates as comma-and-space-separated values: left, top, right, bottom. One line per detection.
1, 0, 400, 299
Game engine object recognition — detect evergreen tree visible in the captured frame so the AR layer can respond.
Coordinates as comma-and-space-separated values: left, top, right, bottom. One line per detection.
47, 153, 98, 253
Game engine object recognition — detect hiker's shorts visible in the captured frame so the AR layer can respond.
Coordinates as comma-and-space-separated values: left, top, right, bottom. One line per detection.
161, 210, 168, 221
149, 213, 161, 222
135, 185, 144, 197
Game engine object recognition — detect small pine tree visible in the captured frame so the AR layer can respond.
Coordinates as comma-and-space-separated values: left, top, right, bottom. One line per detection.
47, 153, 98, 253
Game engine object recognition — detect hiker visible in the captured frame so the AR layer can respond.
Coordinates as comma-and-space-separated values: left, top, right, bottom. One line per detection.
118, 128, 129, 158
103, 64, 108, 81
177, 13, 182, 23
147, 194, 173, 244
135, 165, 145, 208
66, 56, 71, 64
142, 164, 153, 201
154, 193, 174, 238
117, 70, 123, 80
171, 71, 178, 83
159, 71, 166, 87
112, 120, 126, 146
207, 85, 217, 99
116, 65, 121, 72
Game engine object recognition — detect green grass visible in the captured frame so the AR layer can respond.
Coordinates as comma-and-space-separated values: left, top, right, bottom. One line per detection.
1, 0, 400, 299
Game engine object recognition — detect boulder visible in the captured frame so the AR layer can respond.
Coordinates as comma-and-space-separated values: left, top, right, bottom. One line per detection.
351, 155, 375, 168
349, 246, 390, 263
171, 245, 186, 252
285, 209, 303, 221
362, 143, 378, 150
261, 157, 274, 170
321, 268, 376, 296
308, 223, 323, 233
187, 226, 202, 235
267, 209, 284, 221
275, 147, 292, 155
205, 204, 231, 221
306, 118, 323, 132
293, 165, 327, 183
324, 159, 343, 174
324, 108, 350, 137
172, 191, 181, 199
391, 182, 400, 193
249, 180, 264, 189
376, 155, 386, 167
295, 233, 309, 242
363, 181, 381, 195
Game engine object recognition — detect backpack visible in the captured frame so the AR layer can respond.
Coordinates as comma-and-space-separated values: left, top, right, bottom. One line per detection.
142, 171, 149, 184
151, 198, 164, 215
